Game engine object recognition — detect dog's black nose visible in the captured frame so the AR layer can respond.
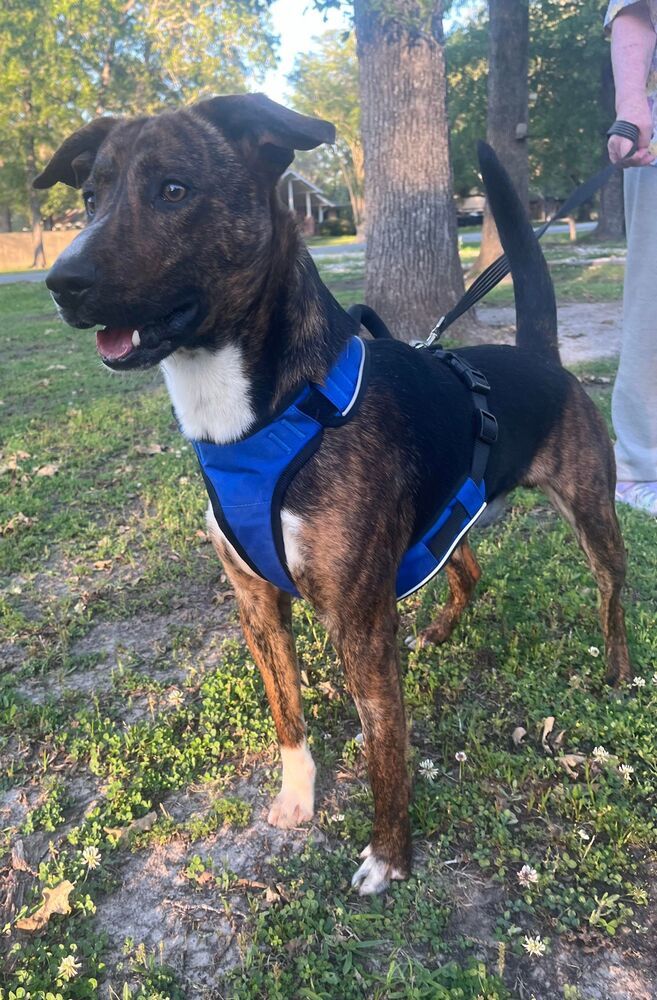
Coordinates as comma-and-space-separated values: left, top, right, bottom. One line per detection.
46, 255, 96, 301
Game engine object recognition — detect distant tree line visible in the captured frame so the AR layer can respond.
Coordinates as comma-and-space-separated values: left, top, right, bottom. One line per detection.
0, 0, 622, 342
0, 0, 276, 263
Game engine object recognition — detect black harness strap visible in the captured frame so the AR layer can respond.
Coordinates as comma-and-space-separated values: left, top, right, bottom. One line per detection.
351, 304, 498, 524
429, 347, 498, 485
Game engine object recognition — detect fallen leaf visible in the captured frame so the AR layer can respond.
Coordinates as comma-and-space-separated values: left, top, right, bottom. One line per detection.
128, 810, 158, 834
36, 378, 51, 388
35, 463, 59, 478
11, 839, 36, 875
135, 443, 164, 456
93, 560, 112, 571
541, 716, 556, 754
47, 364, 67, 371
0, 451, 30, 476
511, 726, 527, 747
1, 512, 35, 536
105, 810, 158, 844
558, 754, 587, 779
235, 878, 268, 892
15, 879, 74, 932
553, 729, 567, 750
318, 680, 340, 701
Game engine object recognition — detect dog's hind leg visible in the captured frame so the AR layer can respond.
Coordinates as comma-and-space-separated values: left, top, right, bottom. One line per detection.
542, 482, 631, 686
209, 529, 314, 828
525, 397, 632, 686
327, 592, 412, 894
416, 540, 481, 647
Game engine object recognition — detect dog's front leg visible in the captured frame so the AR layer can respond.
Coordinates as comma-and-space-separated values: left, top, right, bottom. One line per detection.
329, 596, 411, 895
211, 539, 314, 828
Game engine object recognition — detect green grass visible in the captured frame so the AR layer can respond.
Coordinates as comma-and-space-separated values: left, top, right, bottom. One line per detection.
305, 234, 361, 248
1, 280, 655, 999
316, 236, 625, 311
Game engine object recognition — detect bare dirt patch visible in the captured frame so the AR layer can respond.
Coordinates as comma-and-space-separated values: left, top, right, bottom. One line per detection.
445, 873, 657, 1000
479, 302, 622, 365
96, 775, 325, 997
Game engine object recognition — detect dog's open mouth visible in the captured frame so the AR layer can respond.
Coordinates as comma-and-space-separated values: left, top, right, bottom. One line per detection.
95, 302, 200, 368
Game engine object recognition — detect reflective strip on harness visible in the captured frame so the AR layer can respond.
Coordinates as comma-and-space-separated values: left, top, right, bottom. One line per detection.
396, 477, 487, 600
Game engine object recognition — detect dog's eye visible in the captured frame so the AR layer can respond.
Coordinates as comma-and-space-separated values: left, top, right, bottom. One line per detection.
160, 182, 188, 204
83, 192, 96, 218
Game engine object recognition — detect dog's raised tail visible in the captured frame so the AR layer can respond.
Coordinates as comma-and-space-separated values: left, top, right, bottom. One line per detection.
477, 141, 559, 365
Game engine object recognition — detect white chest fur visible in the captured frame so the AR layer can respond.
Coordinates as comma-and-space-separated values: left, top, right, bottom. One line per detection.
161, 343, 256, 444
162, 344, 306, 579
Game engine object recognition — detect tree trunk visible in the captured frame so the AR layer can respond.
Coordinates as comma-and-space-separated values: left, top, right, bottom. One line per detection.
475, 0, 529, 274
353, 0, 467, 342
96, 40, 116, 115
0, 205, 11, 232
349, 141, 365, 231
595, 52, 625, 240
25, 135, 46, 269
336, 147, 364, 230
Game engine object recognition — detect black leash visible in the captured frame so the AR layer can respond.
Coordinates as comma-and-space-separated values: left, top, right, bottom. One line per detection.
428, 120, 640, 342
346, 124, 639, 507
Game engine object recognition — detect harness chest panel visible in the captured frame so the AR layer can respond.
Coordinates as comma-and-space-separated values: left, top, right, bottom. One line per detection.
188, 335, 495, 601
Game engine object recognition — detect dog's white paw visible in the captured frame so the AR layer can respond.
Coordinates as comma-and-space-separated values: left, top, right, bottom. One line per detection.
267, 741, 315, 830
267, 788, 314, 829
351, 844, 406, 895
404, 635, 417, 650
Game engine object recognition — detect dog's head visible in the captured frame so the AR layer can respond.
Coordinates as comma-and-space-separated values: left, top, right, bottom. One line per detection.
34, 95, 335, 369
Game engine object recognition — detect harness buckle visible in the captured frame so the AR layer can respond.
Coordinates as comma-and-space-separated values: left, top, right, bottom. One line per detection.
462, 365, 490, 393
477, 409, 498, 444
446, 354, 490, 393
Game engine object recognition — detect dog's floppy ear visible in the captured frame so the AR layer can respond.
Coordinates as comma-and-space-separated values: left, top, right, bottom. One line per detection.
33, 117, 119, 190
193, 93, 336, 179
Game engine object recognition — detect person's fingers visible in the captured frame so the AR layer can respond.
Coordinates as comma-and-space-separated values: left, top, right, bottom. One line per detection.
608, 135, 654, 167
608, 135, 633, 163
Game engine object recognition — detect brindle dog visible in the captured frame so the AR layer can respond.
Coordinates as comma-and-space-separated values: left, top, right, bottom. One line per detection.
35, 95, 631, 895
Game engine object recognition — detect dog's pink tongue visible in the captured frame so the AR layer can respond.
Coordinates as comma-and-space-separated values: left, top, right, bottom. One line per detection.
96, 327, 135, 360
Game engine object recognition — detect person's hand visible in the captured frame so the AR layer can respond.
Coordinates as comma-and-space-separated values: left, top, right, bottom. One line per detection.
608, 100, 654, 165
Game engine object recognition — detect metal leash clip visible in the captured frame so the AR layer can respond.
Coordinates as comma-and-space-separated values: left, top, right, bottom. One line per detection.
418, 315, 445, 349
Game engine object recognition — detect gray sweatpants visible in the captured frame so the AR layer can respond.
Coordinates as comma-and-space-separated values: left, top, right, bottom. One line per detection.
612, 165, 657, 482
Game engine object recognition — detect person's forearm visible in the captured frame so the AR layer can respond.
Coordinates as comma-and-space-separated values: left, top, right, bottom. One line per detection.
612, 2, 656, 115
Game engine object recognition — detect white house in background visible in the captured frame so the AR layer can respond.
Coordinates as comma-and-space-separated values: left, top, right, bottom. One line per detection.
279, 168, 337, 235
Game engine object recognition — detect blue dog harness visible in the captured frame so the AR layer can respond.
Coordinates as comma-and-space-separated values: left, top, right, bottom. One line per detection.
190, 333, 497, 601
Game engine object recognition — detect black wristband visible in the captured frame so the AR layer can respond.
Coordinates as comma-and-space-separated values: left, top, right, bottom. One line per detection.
607, 120, 641, 158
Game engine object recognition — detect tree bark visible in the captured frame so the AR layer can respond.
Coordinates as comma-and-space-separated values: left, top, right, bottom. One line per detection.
96, 39, 116, 115
353, 0, 467, 342
336, 146, 364, 230
475, 0, 529, 274
0, 205, 11, 232
595, 52, 625, 241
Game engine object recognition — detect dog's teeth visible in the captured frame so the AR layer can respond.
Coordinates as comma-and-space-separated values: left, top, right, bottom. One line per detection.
131, 330, 141, 347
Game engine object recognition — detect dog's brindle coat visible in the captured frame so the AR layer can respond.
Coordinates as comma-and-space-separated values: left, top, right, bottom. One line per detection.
36, 95, 631, 895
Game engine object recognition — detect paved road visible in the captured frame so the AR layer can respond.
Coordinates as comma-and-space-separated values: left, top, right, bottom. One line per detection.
0, 269, 47, 285
309, 220, 597, 254
0, 222, 602, 285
